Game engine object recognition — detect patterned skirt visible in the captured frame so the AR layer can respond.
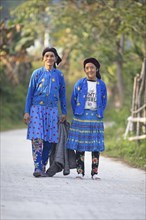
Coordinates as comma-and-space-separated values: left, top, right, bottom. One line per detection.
65, 109, 104, 152
27, 105, 59, 143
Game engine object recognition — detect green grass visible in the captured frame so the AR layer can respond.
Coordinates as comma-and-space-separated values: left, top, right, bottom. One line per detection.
0, 118, 26, 131
103, 111, 146, 170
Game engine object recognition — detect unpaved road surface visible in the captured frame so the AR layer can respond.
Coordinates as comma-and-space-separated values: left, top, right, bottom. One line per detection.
1, 129, 145, 220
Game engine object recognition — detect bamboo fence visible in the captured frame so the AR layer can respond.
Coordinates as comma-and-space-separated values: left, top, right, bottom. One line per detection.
124, 58, 146, 141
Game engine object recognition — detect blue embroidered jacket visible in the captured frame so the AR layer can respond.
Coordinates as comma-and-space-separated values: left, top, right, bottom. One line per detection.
25, 67, 67, 115
71, 77, 107, 118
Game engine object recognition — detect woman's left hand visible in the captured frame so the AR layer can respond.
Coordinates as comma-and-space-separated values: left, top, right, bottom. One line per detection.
59, 114, 67, 123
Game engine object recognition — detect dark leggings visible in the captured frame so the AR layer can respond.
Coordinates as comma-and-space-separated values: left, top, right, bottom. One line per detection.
76, 151, 100, 176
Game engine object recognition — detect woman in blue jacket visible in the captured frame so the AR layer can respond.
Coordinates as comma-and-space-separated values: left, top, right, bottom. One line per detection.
66, 58, 107, 179
24, 47, 67, 177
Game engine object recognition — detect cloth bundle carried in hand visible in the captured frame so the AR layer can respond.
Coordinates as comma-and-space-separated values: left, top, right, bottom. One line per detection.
46, 120, 76, 177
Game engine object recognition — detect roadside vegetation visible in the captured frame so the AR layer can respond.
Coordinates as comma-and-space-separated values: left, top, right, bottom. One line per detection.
104, 108, 146, 170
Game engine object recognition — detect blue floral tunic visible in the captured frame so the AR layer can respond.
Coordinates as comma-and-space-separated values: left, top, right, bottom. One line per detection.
25, 67, 67, 143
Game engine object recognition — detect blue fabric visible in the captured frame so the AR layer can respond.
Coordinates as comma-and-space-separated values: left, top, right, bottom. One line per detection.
27, 106, 59, 142
71, 77, 107, 119
42, 141, 52, 166
32, 139, 52, 172
32, 139, 43, 172
25, 67, 67, 115
65, 109, 104, 152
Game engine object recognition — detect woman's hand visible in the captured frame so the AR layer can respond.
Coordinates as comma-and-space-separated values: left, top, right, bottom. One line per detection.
59, 114, 67, 123
24, 113, 30, 125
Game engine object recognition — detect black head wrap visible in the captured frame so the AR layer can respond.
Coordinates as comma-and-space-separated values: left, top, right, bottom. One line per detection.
83, 57, 101, 79
42, 47, 62, 68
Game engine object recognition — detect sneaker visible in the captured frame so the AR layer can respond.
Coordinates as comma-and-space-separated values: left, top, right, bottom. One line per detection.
33, 171, 48, 178
91, 175, 101, 180
33, 171, 41, 177
76, 173, 84, 179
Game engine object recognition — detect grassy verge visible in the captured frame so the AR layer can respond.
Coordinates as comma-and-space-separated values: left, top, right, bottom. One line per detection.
0, 118, 26, 132
103, 108, 146, 170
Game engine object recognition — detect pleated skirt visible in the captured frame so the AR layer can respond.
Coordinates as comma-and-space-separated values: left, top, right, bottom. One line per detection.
65, 109, 105, 152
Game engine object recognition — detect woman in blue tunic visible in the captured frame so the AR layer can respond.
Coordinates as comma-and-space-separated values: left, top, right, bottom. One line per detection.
65, 58, 107, 179
24, 47, 67, 177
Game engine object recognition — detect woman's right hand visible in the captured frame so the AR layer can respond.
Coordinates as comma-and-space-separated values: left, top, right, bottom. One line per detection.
24, 113, 30, 125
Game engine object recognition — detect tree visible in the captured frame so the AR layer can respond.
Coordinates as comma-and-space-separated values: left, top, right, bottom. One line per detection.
48, 0, 145, 106
5, 0, 146, 107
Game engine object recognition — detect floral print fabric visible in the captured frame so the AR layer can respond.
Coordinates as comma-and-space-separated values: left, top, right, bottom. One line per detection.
32, 138, 52, 172
76, 151, 100, 176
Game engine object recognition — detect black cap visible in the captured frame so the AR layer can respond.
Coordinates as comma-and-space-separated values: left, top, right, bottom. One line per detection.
83, 57, 101, 79
42, 47, 62, 67
83, 57, 100, 69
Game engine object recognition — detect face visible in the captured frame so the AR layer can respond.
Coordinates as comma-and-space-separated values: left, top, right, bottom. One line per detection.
84, 63, 97, 80
43, 51, 56, 69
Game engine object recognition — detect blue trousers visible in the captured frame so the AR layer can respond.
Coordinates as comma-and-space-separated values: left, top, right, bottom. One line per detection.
32, 139, 52, 172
